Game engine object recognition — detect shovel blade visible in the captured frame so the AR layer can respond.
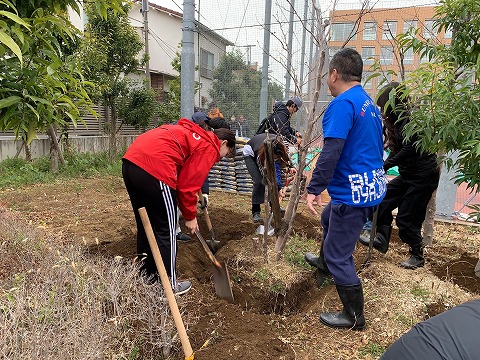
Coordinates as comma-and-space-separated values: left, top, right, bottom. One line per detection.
213, 261, 234, 303
206, 239, 221, 254
255, 224, 275, 236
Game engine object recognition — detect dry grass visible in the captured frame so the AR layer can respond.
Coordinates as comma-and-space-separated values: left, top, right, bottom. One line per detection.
0, 207, 181, 360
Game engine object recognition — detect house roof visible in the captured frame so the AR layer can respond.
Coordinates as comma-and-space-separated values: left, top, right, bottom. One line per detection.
134, 1, 233, 46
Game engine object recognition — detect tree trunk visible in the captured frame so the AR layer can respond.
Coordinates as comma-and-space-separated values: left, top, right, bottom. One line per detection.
423, 190, 437, 246
109, 101, 117, 158
274, 1, 327, 260
46, 124, 65, 171
24, 142, 32, 162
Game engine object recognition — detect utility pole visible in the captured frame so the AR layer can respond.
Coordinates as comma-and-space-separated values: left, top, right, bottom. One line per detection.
181, 0, 195, 118
284, 0, 295, 100
197, 0, 202, 108
297, 0, 308, 131
259, 0, 272, 123
299, 0, 308, 94
142, 0, 150, 88
307, 3, 316, 96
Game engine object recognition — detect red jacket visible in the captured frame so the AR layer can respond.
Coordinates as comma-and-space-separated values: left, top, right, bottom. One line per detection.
123, 119, 221, 220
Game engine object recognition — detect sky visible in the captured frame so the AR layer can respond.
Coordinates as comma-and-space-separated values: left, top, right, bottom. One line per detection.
149, 0, 440, 89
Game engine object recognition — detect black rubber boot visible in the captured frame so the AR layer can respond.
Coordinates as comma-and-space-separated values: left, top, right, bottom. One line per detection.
399, 245, 425, 269
358, 225, 392, 254
304, 251, 334, 287
319, 283, 365, 330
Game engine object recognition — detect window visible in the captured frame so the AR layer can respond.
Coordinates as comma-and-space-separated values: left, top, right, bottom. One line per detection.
402, 48, 414, 65
444, 27, 452, 39
403, 19, 417, 34
200, 49, 214, 79
423, 19, 437, 39
363, 21, 377, 40
377, 73, 393, 89
380, 46, 394, 65
362, 47, 376, 65
362, 71, 373, 89
331, 22, 356, 41
328, 46, 342, 60
382, 21, 397, 40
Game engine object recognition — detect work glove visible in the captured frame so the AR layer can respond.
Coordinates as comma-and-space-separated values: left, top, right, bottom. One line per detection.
199, 194, 208, 209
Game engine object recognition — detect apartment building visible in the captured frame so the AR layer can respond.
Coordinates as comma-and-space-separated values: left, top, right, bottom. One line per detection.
328, 6, 452, 98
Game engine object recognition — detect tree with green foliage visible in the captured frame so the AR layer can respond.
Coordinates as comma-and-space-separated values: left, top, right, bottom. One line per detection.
81, 1, 153, 156
157, 51, 182, 124
157, 48, 201, 124
209, 51, 283, 130
394, 0, 480, 216
0, 0, 122, 169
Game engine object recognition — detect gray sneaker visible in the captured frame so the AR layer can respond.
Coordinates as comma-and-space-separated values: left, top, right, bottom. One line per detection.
252, 212, 263, 223
176, 232, 192, 242
173, 280, 192, 295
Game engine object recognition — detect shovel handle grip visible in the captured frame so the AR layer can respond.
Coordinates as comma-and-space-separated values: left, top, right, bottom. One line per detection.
138, 208, 194, 359
199, 193, 215, 237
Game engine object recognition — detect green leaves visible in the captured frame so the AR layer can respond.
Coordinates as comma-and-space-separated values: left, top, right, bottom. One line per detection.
0, 29, 22, 63
0, 0, 124, 146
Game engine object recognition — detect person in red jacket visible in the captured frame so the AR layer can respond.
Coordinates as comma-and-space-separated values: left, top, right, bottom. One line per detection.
122, 119, 236, 294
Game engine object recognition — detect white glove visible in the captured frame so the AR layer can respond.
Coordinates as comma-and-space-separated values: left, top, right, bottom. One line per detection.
199, 194, 209, 209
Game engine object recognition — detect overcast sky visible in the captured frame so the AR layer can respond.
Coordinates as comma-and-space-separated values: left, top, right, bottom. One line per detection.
149, 0, 440, 89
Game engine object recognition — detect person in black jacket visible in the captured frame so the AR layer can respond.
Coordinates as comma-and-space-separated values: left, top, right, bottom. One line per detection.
359, 82, 440, 269
266, 96, 303, 146
243, 133, 294, 223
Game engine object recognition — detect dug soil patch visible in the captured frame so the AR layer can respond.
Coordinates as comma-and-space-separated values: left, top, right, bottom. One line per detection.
1, 176, 479, 359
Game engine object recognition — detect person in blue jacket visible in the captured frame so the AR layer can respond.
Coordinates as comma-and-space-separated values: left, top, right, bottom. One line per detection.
303, 48, 387, 330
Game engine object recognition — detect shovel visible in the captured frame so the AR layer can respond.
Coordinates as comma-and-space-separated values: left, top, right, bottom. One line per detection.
138, 207, 195, 360
194, 229, 234, 303
361, 208, 379, 267
255, 213, 275, 236
198, 193, 220, 253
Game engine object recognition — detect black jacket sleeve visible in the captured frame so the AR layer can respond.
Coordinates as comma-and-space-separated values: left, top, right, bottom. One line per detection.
383, 140, 417, 170
306, 138, 345, 195
271, 113, 297, 144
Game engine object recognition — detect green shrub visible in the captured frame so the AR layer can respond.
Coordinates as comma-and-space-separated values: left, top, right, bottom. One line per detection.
0, 152, 123, 189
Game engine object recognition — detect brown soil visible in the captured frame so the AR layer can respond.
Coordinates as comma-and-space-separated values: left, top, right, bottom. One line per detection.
1, 176, 480, 359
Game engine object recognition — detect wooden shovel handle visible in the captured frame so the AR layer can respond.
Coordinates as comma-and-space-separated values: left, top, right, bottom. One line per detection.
138, 207, 194, 360
198, 193, 214, 232
195, 229, 222, 267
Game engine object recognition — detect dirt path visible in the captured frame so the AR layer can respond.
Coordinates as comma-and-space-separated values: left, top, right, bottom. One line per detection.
2, 176, 479, 359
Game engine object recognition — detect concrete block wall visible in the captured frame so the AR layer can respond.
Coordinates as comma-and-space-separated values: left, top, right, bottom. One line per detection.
0, 135, 137, 162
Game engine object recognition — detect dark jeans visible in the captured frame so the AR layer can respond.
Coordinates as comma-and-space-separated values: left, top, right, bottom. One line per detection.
122, 159, 178, 287
244, 155, 265, 206
321, 202, 375, 285
377, 171, 440, 248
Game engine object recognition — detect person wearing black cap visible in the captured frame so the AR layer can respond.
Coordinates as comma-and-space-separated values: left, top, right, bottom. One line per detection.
264, 96, 303, 146
175, 112, 231, 242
